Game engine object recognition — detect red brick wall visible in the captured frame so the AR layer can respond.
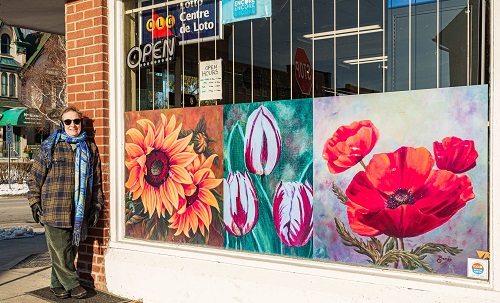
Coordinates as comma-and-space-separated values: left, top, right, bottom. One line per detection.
66, 0, 109, 291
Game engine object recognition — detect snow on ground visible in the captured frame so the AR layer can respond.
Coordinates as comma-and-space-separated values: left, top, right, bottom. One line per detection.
0, 227, 42, 240
0, 183, 29, 196
0, 183, 42, 240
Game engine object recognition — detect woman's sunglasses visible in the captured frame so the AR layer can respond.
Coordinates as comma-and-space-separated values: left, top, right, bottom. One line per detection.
62, 119, 82, 126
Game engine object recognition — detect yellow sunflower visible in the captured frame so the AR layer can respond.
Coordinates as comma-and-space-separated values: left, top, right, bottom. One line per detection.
125, 114, 197, 218
168, 154, 222, 237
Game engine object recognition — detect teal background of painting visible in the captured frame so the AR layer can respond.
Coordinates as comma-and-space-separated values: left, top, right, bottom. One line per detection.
223, 99, 314, 255
312, 85, 489, 277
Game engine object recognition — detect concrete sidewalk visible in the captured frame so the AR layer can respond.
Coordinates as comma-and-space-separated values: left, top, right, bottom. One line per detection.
0, 234, 52, 302
0, 235, 133, 302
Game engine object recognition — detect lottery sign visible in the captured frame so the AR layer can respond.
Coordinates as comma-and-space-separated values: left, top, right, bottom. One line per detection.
141, 0, 222, 45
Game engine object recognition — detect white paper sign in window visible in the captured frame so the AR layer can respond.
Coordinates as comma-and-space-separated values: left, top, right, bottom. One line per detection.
199, 59, 222, 101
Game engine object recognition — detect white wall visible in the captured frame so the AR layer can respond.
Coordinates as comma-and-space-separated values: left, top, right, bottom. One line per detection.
106, 1, 500, 302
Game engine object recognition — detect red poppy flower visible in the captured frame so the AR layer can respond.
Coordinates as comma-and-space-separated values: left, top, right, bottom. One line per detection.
433, 136, 478, 174
323, 120, 379, 174
346, 146, 475, 238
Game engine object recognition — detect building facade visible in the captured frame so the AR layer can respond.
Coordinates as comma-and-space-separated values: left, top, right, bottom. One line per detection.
0, 23, 52, 159
52, 0, 500, 301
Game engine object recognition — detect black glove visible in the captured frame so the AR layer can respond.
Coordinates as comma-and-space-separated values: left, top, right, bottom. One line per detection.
88, 206, 100, 227
31, 203, 43, 225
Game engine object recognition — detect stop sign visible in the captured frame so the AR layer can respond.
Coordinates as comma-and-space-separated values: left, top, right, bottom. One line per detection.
294, 48, 312, 95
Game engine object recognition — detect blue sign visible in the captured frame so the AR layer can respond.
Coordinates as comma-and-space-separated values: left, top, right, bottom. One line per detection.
141, 0, 222, 45
5, 123, 12, 145
222, 0, 271, 24
388, 0, 436, 9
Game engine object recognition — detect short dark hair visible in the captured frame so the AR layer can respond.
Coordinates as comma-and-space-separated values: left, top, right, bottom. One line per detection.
60, 106, 83, 120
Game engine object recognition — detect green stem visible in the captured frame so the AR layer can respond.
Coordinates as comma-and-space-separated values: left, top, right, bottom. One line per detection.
260, 174, 267, 197
236, 236, 242, 250
393, 238, 405, 269
360, 160, 367, 170
381, 236, 391, 255
393, 237, 399, 268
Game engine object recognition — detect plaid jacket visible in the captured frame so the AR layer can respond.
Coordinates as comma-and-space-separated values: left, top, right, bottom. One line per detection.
27, 140, 104, 228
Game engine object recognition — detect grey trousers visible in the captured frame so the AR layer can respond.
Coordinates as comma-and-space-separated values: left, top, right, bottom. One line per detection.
44, 225, 80, 291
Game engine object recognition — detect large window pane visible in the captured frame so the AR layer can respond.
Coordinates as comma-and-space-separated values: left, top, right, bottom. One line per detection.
313, 0, 334, 97
253, 19, 271, 102
272, 0, 291, 100
292, 0, 312, 99
123, 0, 486, 108
335, 0, 359, 95
359, 1, 384, 93
232, 21, 252, 103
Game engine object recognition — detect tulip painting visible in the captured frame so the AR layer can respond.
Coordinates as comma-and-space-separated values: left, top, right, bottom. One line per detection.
314, 85, 488, 277
224, 171, 259, 236
273, 181, 313, 247
124, 106, 224, 245
224, 100, 314, 257
244, 105, 282, 175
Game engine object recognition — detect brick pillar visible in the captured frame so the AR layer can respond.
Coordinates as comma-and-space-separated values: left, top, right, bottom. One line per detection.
66, 0, 109, 291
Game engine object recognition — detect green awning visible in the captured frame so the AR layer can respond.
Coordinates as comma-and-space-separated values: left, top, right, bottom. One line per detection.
0, 108, 43, 127
0, 57, 20, 70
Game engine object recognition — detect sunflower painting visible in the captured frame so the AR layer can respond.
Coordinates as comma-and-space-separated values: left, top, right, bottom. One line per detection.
124, 106, 224, 246
313, 85, 488, 277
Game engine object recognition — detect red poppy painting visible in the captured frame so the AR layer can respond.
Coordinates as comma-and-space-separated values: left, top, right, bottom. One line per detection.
346, 146, 474, 239
313, 85, 488, 277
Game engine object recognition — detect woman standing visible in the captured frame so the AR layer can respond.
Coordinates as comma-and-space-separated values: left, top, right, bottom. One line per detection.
28, 106, 104, 299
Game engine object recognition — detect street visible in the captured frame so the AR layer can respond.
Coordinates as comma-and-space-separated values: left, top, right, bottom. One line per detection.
0, 196, 43, 233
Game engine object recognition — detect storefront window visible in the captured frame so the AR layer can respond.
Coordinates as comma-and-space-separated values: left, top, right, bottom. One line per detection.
124, 0, 485, 109
122, 0, 489, 281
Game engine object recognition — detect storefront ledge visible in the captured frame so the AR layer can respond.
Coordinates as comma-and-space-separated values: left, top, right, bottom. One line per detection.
105, 239, 500, 303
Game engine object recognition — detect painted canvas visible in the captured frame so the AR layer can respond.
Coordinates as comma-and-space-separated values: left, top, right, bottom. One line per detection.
313, 85, 488, 277
124, 106, 225, 246
223, 100, 314, 257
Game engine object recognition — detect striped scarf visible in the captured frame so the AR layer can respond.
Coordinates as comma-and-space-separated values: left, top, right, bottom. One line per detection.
38, 124, 93, 246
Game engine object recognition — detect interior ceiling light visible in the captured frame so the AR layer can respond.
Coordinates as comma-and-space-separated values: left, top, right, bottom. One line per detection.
303, 25, 383, 41
343, 55, 388, 65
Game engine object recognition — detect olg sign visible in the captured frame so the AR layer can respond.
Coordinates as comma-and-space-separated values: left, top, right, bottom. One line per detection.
294, 48, 312, 95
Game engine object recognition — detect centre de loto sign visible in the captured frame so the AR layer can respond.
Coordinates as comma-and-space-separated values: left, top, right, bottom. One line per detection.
294, 47, 312, 95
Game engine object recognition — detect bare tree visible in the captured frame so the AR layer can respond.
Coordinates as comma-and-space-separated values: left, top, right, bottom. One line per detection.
20, 34, 66, 129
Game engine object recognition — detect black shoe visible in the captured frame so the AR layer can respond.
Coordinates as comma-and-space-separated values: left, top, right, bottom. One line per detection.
70, 285, 87, 299
50, 287, 70, 299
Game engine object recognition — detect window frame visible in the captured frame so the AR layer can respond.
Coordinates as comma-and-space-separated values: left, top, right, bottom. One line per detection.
1, 33, 11, 55
1, 72, 8, 96
9, 74, 16, 97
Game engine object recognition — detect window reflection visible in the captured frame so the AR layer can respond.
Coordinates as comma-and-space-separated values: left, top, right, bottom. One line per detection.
123, 0, 486, 111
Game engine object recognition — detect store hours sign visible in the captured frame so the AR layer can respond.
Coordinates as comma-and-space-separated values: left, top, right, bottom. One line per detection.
140, 0, 222, 45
